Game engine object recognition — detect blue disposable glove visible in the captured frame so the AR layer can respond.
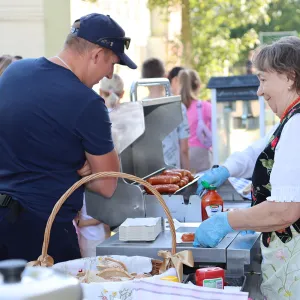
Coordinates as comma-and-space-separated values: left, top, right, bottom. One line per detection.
196, 166, 230, 195
240, 230, 255, 236
193, 212, 234, 248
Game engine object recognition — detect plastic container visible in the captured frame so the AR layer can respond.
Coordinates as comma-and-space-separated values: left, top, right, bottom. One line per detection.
183, 272, 247, 291
201, 181, 224, 221
195, 267, 225, 289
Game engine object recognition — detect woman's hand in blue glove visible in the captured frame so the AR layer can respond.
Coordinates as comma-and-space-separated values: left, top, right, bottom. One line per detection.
196, 166, 230, 194
193, 212, 234, 248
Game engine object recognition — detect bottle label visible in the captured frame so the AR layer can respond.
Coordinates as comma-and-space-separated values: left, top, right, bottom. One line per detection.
203, 277, 223, 289
205, 205, 222, 217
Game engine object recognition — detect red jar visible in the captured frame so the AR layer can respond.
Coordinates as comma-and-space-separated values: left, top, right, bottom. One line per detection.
195, 267, 225, 289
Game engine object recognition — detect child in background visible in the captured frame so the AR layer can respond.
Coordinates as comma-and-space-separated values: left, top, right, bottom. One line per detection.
179, 69, 212, 173
75, 74, 124, 257
99, 74, 125, 112
74, 196, 111, 257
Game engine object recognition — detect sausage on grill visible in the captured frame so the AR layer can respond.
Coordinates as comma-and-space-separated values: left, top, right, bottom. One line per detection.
164, 169, 194, 181
145, 184, 180, 195
147, 175, 180, 185
162, 170, 183, 179
181, 176, 189, 186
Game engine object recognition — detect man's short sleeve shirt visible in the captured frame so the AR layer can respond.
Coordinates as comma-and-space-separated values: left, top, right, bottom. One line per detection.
0, 58, 114, 221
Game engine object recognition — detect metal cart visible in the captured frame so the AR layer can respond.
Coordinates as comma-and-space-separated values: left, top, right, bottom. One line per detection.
85, 78, 263, 298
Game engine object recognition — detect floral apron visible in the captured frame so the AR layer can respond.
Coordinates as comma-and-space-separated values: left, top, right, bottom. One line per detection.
251, 103, 300, 300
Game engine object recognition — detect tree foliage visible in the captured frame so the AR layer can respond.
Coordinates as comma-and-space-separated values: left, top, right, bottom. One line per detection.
83, 0, 300, 96
149, 0, 273, 93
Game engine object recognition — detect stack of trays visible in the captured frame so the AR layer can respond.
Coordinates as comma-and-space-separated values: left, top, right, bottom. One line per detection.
119, 217, 162, 241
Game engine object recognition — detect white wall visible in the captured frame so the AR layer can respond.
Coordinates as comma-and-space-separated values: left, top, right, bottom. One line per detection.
0, 0, 70, 58
0, 0, 45, 57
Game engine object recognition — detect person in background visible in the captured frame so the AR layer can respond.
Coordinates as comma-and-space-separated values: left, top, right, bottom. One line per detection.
179, 69, 212, 173
246, 50, 255, 75
194, 36, 300, 299
0, 13, 136, 262
74, 74, 125, 257
142, 58, 190, 170
168, 66, 184, 95
142, 58, 166, 98
74, 197, 111, 257
0, 55, 15, 76
99, 74, 124, 112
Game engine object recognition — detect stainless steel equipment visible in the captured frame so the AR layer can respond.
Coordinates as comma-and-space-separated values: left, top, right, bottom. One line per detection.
97, 225, 260, 276
85, 78, 185, 228
86, 78, 246, 228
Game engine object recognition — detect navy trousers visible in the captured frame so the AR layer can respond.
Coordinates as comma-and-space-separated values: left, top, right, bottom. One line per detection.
0, 206, 81, 263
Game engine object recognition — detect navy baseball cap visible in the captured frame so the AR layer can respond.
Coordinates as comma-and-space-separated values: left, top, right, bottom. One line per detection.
71, 13, 137, 69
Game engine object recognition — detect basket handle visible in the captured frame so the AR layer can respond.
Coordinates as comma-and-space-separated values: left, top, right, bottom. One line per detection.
30, 171, 177, 266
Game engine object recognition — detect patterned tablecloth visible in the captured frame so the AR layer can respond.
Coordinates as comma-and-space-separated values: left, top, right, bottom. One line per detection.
53, 256, 249, 300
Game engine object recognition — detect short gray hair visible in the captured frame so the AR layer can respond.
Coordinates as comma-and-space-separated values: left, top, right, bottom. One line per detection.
64, 20, 100, 54
0, 55, 14, 76
253, 36, 300, 93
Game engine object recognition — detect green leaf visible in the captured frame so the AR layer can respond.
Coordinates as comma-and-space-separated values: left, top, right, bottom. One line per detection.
263, 183, 272, 191
260, 159, 274, 169
278, 287, 284, 294
271, 264, 277, 272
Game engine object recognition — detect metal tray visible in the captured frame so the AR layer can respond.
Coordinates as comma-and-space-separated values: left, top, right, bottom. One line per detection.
183, 273, 246, 291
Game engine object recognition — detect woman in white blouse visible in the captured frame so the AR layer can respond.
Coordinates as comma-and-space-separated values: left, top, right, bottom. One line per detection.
194, 36, 300, 300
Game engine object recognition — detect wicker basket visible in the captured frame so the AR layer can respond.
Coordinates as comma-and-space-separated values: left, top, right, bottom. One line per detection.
28, 171, 177, 270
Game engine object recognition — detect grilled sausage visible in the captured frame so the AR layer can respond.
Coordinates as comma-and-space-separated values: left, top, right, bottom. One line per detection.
162, 170, 183, 179
178, 179, 185, 187
181, 176, 189, 186
145, 184, 180, 195
181, 233, 195, 242
167, 169, 194, 181
147, 175, 180, 185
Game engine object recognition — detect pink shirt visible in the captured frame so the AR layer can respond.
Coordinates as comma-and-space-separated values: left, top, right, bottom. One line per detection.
187, 99, 212, 148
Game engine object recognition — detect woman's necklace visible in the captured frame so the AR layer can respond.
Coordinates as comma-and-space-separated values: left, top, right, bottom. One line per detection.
280, 96, 300, 122
54, 55, 72, 72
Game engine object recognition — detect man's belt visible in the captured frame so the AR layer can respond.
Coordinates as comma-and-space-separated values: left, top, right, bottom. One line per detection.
0, 194, 23, 223
0, 194, 13, 208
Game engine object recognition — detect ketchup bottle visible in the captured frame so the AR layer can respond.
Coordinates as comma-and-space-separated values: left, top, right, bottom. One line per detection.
201, 181, 224, 221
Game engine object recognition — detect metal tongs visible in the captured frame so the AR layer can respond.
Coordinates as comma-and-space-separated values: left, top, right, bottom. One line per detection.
163, 218, 201, 230
173, 176, 199, 194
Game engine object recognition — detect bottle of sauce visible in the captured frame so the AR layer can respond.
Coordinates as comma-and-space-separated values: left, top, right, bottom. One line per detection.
201, 180, 224, 221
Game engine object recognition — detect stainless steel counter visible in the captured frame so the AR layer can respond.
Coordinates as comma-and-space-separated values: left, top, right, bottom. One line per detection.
97, 230, 237, 263
97, 225, 260, 274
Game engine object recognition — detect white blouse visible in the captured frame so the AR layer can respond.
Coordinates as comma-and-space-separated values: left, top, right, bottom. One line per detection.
268, 114, 300, 202
224, 114, 300, 202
